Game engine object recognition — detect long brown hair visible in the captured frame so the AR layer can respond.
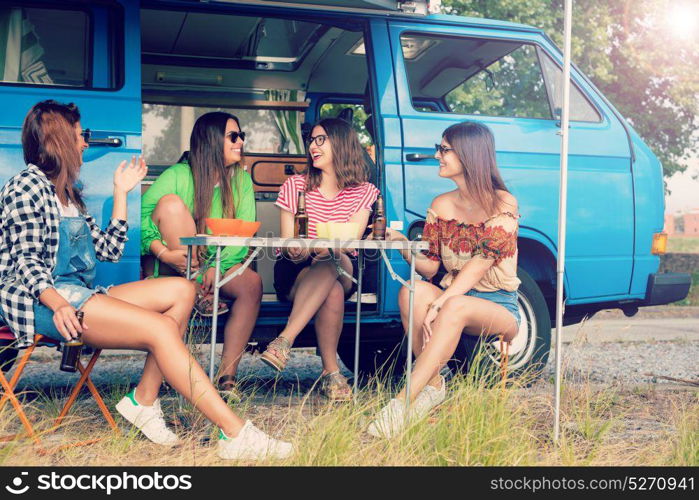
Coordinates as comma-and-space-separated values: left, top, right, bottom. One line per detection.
188, 112, 242, 244
21, 100, 86, 212
305, 118, 368, 191
442, 121, 509, 216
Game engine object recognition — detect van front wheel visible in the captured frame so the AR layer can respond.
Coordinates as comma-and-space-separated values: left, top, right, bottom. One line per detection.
450, 267, 552, 380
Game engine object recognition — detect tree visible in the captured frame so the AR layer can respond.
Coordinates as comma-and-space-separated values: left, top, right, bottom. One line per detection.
442, 0, 699, 179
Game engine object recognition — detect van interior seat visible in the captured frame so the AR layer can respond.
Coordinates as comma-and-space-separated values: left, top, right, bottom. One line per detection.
336, 107, 354, 124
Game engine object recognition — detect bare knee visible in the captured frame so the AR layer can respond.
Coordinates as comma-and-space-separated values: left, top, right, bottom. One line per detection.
172, 277, 196, 307
441, 296, 470, 323
244, 271, 263, 299
311, 257, 336, 274
318, 281, 345, 316
398, 285, 410, 308
153, 194, 189, 219
144, 316, 182, 351
399, 282, 432, 311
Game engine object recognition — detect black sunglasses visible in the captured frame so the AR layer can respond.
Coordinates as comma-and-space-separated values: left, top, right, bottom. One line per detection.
226, 131, 246, 142
434, 144, 454, 155
81, 128, 92, 142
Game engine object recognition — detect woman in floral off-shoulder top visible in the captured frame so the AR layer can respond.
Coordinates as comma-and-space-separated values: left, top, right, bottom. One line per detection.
368, 121, 520, 438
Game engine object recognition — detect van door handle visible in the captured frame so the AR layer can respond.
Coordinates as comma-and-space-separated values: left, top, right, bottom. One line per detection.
405, 153, 433, 161
88, 137, 123, 147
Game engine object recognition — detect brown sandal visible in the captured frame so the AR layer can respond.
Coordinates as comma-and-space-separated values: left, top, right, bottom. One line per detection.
260, 336, 292, 372
319, 371, 352, 402
194, 293, 230, 317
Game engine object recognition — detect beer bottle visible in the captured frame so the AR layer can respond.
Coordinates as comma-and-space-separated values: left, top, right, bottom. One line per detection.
60, 311, 84, 373
294, 191, 309, 238
372, 194, 387, 240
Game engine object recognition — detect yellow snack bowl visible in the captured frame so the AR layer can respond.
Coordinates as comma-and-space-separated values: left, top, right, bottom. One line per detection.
327, 222, 359, 240
316, 222, 330, 239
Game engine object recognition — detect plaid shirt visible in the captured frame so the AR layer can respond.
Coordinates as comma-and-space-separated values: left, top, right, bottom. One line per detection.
0, 164, 128, 346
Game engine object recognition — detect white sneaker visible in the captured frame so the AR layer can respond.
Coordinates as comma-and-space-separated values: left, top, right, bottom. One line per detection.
367, 398, 407, 438
368, 377, 446, 439
217, 420, 294, 461
115, 389, 180, 447
409, 375, 446, 421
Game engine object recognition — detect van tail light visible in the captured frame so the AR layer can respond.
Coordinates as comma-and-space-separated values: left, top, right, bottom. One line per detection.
651, 232, 667, 255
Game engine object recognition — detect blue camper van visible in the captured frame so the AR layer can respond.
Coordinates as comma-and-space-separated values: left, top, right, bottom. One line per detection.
0, 0, 690, 376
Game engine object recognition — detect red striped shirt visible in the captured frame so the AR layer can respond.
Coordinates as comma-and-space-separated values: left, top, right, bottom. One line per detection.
276, 175, 379, 238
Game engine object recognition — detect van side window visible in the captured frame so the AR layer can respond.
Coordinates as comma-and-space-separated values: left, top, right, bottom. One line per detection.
539, 50, 602, 122
400, 33, 552, 119
0, 6, 89, 87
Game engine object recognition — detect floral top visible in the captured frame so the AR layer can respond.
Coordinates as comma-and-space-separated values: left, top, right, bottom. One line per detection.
422, 208, 520, 292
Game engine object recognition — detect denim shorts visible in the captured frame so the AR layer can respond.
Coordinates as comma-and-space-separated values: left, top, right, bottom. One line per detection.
465, 289, 521, 328
33, 283, 110, 342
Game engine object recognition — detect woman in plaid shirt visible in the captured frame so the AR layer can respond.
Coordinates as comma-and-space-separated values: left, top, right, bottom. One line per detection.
0, 101, 292, 460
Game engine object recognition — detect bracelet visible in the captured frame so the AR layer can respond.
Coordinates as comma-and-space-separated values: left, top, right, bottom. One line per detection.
155, 247, 168, 260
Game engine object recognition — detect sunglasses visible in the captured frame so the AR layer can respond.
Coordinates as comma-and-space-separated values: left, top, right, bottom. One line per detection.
434, 144, 454, 155
80, 128, 91, 143
225, 131, 246, 143
307, 134, 327, 147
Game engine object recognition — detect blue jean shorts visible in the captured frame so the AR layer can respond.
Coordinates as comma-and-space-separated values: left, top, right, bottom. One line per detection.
33, 283, 110, 342
465, 289, 521, 328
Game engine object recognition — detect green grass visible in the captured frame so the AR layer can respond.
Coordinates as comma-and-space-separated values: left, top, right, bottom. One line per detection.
0, 346, 694, 466
667, 237, 699, 253
670, 402, 699, 466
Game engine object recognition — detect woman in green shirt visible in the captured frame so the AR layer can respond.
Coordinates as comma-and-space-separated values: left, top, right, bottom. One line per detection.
141, 112, 261, 399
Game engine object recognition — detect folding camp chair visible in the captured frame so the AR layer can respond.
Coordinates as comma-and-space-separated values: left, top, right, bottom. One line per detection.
0, 325, 119, 451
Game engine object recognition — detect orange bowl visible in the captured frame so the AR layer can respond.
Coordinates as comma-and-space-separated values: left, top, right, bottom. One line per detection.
238, 220, 261, 237
205, 218, 243, 236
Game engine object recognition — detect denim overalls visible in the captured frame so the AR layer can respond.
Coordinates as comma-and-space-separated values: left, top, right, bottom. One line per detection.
33, 215, 110, 342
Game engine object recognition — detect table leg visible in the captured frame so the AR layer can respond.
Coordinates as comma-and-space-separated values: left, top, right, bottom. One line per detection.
405, 249, 416, 413
185, 246, 192, 281
185, 246, 193, 347
353, 249, 364, 397
180, 245, 194, 410
209, 247, 222, 382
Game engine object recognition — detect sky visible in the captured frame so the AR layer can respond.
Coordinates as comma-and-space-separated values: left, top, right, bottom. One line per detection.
665, 155, 699, 214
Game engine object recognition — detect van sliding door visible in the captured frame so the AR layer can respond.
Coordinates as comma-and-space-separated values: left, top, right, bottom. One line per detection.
0, 1, 142, 286
388, 21, 634, 301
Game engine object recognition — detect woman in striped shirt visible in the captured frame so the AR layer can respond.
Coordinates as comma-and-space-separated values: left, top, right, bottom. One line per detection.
261, 118, 379, 400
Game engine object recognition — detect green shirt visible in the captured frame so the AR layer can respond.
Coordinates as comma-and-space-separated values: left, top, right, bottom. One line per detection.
141, 162, 256, 275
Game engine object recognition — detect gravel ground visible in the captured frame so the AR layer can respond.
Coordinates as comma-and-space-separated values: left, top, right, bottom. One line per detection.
9, 336, 699, 395
542, 340, 699, 386
5, 305, 698, 393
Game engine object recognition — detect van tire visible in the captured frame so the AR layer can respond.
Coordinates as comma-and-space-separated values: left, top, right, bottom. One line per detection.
449, 267, 551, 381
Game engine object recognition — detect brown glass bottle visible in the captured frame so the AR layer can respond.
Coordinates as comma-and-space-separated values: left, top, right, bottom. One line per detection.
372, 194, 387, 240
60, 311, 84, 373
294, 191, 309, 238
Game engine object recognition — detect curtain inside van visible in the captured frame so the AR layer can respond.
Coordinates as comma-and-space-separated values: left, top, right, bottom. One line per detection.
0, 8, 52, 84
265, 89, 306, 154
